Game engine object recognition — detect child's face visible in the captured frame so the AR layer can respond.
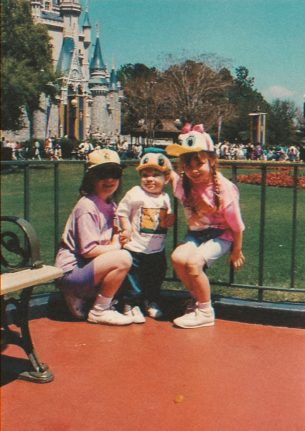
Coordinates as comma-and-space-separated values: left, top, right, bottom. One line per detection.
140, 168, 168, 195
182, 152, 213, 184
94, 178, 120, 200
92, 164, 122, 200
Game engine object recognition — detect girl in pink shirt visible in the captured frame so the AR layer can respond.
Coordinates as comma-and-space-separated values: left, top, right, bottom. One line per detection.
166, 124, 245, 329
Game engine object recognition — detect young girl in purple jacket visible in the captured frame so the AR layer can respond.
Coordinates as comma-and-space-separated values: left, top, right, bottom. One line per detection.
55, 149, 133, 325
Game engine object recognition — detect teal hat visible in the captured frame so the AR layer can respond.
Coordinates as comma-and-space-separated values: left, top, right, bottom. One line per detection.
143, 147, 166, 154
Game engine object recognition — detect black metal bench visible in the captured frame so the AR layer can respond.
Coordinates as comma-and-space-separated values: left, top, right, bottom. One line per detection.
1, 216, 63, 383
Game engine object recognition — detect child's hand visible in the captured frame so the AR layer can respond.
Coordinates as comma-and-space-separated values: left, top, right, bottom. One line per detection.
119, 229, 131, 246
229, 249, 245, 270
164, 213, 175, 227
111, 234, 122, 249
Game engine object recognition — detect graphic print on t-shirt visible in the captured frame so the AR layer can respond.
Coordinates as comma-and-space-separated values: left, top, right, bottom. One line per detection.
140, 207, 168, 234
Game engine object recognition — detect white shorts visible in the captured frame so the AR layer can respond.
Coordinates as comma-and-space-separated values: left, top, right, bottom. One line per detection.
183, 231, 232, 268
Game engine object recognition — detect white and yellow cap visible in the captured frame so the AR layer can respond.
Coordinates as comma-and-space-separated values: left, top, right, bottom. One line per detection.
86, 149, 121, 170
136, 151, 172, 173
166, 130, 214, 157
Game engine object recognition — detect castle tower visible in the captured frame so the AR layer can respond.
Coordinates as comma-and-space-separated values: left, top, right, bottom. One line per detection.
109, 65, 122, 135
82, 4, 91, 82
2, 1, 122, 143
60, 0, 81, 37
82, 4, 92, 49
55, 0, 89, 140
31, 0, 42, 20
89, 26, 111, 135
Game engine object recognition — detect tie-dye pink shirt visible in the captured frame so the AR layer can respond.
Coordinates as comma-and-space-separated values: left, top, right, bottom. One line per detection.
171, 171, 245, 241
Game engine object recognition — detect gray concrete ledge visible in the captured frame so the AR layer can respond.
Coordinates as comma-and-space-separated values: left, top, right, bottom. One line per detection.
4, 291, 305, 329
212, 296, 305, 329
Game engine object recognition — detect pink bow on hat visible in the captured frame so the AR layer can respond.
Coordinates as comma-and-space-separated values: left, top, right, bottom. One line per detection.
181, 123, 205, 134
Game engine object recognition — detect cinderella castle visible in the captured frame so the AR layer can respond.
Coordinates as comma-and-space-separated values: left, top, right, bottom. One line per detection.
10, 0, 122, 142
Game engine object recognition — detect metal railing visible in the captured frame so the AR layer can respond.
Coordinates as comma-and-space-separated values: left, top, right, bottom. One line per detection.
1, 159, 305, 303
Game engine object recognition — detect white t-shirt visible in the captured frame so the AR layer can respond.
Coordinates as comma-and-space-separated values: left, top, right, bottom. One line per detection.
116, 185, 172, 254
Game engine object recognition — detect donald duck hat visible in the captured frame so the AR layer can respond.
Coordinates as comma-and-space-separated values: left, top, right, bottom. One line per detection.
166, 124, 215, 157
136, 147, 172, 173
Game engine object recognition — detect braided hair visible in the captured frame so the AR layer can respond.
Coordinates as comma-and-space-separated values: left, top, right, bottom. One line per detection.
180, 151, 222, 214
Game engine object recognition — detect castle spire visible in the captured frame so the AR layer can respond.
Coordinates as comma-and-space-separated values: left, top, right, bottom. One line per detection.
90, 25, 106, 71
82, 1, 92, 47
110, 63, 117, 90
82, 1, 91, 28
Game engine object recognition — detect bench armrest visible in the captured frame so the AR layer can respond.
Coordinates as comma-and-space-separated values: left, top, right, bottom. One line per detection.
1, 216, 43, 272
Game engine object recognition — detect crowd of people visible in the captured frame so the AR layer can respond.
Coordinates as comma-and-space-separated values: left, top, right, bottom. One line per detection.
216, 140, 305, 162
1, 136, 63, 161
2, 134, 305, 163
55, 123, 246, 329
76, 136, 136, 160
1, 133, 141, 161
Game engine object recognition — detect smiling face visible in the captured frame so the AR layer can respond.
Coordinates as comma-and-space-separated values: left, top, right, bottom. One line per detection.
94, 177, 120, 200
140, 168, 168, 195
181, 151, 214, 184
92, 164, 122, 200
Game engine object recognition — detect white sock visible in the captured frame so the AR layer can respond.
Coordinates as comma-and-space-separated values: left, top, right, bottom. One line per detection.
93, 294, 112, 311
198, 301, 212, 312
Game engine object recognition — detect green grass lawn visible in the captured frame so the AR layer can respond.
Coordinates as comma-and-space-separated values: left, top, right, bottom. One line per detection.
1, 162, 305, 302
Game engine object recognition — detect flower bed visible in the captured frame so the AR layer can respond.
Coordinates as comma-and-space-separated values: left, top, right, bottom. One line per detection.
237, 170, 305, 189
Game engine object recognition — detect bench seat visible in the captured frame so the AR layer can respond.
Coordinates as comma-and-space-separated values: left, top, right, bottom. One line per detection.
1, 216, 63, 383
1, 265, 63, 295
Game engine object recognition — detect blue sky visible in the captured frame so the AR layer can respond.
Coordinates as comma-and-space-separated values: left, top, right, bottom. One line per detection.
85, 0, 305, 109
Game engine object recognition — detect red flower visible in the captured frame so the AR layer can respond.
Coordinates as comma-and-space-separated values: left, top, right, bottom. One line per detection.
237, 170, 305, 188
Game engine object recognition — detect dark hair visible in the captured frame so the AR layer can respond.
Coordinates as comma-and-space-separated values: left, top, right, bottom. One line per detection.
79, 164, 123, 198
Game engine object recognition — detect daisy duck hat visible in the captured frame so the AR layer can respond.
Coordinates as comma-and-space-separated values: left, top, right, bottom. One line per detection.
136, 147, 173, 173
166, 123, 215, 157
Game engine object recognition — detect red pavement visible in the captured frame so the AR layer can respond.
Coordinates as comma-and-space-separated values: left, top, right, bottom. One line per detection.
1, 317, 305, 431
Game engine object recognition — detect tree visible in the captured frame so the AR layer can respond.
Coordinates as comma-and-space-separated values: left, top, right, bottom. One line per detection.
234, 65, 255, 89
222, 66, 269, 142
159, 60, 234, 132
268, 99, 298, 147
294, 107, 305, 145
118, 58, 235, 136
1, 0, 57, 134
117, 63, 158, 86
117, 63, 160, 133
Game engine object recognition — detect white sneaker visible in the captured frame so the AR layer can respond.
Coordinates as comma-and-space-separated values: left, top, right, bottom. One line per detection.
124, 305, 146, 324
173, 304, 215, 328
88, 303, 133, 326
145, 302, 163, 319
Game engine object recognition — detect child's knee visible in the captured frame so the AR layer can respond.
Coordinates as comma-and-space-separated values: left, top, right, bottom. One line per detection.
171, 249, 184, 267
185, 256, 204, 276
119, 250, 133, 270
